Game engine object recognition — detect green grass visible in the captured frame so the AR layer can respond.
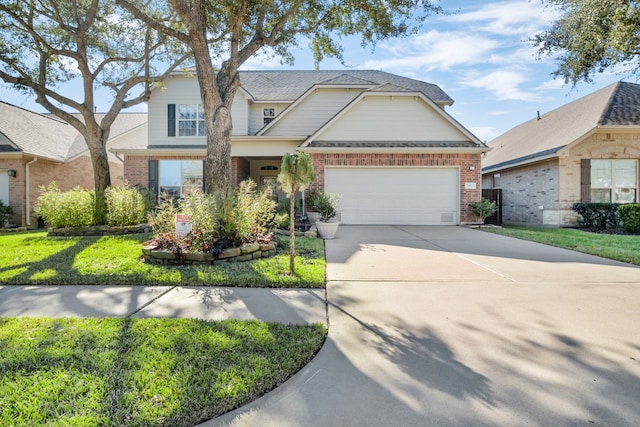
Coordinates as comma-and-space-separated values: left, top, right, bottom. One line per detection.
483, 226, 640, 266
0, 317, 326, 427
0, 232, 325, 287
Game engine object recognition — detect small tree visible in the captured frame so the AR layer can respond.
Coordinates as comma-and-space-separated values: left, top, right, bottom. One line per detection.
277, 152, 316, 274
470, 198, 497, 226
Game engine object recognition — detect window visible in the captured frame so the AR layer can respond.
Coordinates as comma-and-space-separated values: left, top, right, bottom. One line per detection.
159, 160, 203, 198
591, 159, 638, 203
263, 108, 276, 126
178, 104, 205, 136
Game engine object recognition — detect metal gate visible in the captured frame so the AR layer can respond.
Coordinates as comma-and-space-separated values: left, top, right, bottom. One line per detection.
482, 189, 502, 225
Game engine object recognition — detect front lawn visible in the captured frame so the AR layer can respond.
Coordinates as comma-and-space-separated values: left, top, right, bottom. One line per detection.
0, 317, 326, 427
483, 226, 640, 266
0, 232, 325, 287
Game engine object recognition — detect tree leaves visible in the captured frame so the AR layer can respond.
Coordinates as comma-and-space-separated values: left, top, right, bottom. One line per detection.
534, 0, 640, 85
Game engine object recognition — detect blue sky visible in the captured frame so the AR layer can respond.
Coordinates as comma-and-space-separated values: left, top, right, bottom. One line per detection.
0, 0, 633, 142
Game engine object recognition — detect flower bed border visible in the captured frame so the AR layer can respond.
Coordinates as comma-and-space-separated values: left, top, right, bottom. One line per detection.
47, 224, 152, 237
142, 242, 278, 265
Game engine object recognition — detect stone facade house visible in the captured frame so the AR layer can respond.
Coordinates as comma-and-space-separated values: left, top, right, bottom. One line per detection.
113, 70, 488, 225
482, 81, 640, 226
0, 101, 146, 226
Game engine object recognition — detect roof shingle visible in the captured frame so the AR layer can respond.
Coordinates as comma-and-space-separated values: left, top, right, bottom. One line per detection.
482, 81, 640, 172
238, 70, 453, 104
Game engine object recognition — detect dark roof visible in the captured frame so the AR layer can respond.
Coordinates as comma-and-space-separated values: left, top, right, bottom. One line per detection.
238, 70, 453, 104
599, 81, 640, 125
483, 81, 640, 172
0, 101, 146, 161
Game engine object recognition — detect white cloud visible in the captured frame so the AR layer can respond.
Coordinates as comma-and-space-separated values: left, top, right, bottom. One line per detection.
447, 0, 559, 36
461, 70, 541, 101
361, 30, 499, 72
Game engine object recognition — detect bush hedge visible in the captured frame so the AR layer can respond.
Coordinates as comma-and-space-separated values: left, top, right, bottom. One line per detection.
36, 182, 153, 228
0, 200, 13, 227
619, 204, 640, 233
105, 185, 154, 226
35, 183, 95, 227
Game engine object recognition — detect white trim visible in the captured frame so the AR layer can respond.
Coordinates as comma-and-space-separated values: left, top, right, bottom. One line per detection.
300, 146, 488, 154
482, 153, 559, 174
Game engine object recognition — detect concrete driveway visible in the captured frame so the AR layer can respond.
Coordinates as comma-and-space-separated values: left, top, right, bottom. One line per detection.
210, 225, 640, 427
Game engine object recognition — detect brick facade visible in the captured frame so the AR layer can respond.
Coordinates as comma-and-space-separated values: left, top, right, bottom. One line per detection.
231, 157, 250, 187
0, 155, 123, 226
484, 132, 640, 227
492, 159, 560, 226
309, 152, 482, 223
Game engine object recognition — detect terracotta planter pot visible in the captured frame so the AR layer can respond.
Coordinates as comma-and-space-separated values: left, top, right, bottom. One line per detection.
316, 221, 339, 239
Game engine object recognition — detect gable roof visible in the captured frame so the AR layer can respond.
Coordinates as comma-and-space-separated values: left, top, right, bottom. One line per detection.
238, 70, 453, 105
0, 101, 146, 162
483, 81, 640, 172
302, 90, 484, 148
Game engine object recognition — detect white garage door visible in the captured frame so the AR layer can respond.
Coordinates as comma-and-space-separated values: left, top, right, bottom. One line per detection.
325, 167, 459, 225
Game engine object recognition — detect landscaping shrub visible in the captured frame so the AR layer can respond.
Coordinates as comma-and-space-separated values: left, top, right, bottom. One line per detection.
146, 179, 277, 255
105, 185, 152, 226
619, 204, 640, 233
218, 179, 276, 244
571, 202, 621, 231
470, 198, 497, 225
35, 182, 95, 227
0, 200, 13, 227
147, 193, 179, 235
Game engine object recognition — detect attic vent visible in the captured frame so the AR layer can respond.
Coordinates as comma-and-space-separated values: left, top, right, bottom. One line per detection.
261, 165, 278, 171
441, 212, 454, 223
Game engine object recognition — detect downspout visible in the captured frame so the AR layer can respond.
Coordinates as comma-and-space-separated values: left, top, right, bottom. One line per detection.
25, 156, 38, 226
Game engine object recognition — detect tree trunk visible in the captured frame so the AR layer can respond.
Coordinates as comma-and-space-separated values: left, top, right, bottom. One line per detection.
84, 131, 112, 224
204, 105, 232, 193
289, 190, 296, 274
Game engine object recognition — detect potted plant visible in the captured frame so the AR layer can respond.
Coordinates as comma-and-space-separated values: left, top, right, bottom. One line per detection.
304, 190, 321, 224
315, 192, 340, 239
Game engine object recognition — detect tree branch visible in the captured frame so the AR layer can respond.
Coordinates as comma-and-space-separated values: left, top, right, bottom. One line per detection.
116, 0, 190, 43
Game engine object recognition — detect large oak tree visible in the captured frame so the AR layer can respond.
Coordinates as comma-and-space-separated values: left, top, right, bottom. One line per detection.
534, 0, 640, 85
0, 0, 189, 221
117, 0, 444, 194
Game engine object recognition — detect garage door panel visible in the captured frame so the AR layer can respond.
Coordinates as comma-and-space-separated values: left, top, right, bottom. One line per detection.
325, 167, 458, 225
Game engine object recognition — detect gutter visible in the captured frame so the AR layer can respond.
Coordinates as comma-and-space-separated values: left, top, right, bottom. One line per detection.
25, 156, 38, 226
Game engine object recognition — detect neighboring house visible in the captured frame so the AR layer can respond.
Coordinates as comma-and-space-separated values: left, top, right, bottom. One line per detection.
113, 70, 488, 225
482, 81, 640, 226
0, 101, 147, 226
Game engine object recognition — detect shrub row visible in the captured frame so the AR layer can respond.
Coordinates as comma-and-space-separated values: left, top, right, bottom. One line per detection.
572, 202, 640, 233
35, 183, 152, 228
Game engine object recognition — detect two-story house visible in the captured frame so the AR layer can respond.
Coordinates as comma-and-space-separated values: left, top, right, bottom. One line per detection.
114, 70, 489, 225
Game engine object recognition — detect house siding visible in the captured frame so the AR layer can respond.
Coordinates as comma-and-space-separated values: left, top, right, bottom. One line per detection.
248, 103, 285, 135
264, 88, 363, 136
309, 152, 481, 223
491, 160, 560, 226
147, 76, 249, 147
316, 96, 465, 142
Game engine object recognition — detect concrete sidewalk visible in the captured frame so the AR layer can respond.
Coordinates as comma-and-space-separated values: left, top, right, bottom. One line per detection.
0, 285, 327, 325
